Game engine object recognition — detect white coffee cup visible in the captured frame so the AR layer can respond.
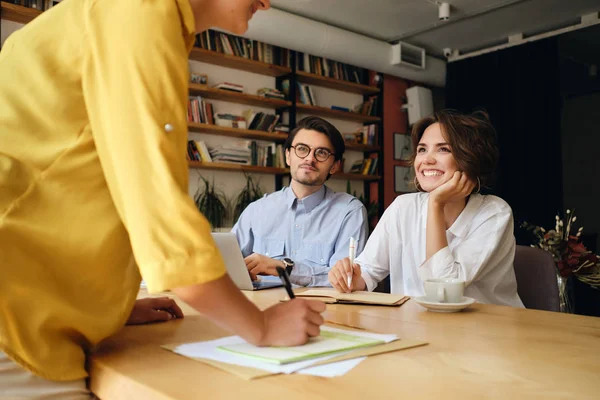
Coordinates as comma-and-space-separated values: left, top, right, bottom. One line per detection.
423, 278, 465, 303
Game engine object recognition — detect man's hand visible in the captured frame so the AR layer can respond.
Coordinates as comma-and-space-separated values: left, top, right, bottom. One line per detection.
429, 171, 476, 207
126, 297, 184, 325
244, 253, 283, 279
329, 257, 365, 293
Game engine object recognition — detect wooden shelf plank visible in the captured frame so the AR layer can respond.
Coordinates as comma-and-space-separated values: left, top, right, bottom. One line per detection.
188, 161, 288, 175
395, 160, 412, 167
0, 1, 41, 24
334, 173, 381, 181
296, 71, 380, 95
189, 48, 292, 77
189, 83, 291, 109
189, 161, 379, 181
344, 142, 380, 152
188, 122, 288, 143
296, 104, 380, 123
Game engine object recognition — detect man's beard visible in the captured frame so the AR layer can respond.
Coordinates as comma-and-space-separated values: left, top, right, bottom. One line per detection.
292, 163, 325, 186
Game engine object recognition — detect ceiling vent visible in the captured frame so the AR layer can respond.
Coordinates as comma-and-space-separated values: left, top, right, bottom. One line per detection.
391, 42, 426, 70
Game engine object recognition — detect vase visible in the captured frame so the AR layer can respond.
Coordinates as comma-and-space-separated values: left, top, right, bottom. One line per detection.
556, 274, 573, 313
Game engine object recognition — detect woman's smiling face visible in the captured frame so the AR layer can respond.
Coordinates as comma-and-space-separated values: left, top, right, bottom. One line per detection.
414, 122, 459, 192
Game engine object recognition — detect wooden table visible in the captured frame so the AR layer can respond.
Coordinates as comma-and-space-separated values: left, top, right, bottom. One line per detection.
89, 288, 600, 399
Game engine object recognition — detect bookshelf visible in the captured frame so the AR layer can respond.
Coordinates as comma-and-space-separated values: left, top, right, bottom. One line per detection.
296, 103, 380, 123
188, 161, 288, 175
1, 5, 385, 216
187, 161, 379, 182
189, 83, 291, 109
345, 143, 380, 152
188, 122, 288, 143
296, 71, 380, 95
0, 1, 40, 24
189, 47, 291, 77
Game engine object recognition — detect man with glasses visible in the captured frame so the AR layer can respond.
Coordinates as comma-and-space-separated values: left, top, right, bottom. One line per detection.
231, 116, 369, 287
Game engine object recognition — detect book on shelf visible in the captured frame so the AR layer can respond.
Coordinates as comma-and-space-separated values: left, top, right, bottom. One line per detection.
244, 110, 281, 132
257, 87, 285, 99
274, 124, 289, 133
354, 96, 379, 117
186, 140, 212, 163
343, 124, 378, 146
194, 29, 292, 67
213, 82, 245, 93
347, 156, 379, 176
210, 142, 252, 165
295, 52, 367, 85
331, 105, 351, 112
349, 160, 364, 174
187, 96, 215, 124
280, 80, 317, 106
214, 113, 247, 129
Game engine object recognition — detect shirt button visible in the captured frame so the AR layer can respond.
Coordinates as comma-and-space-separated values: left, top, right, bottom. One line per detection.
295, 224, 299, 228
164, 123, 174, 132
320, 258, 324, 262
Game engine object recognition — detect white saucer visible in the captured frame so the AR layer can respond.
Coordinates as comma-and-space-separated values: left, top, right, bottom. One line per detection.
414, 296, 476, 313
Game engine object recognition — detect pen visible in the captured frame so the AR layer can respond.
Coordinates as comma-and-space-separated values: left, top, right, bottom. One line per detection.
348, 237, 356, 291
276, 266, 295, 299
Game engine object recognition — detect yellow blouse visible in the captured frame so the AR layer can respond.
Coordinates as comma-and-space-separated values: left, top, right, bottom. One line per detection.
0, 0, 226, 381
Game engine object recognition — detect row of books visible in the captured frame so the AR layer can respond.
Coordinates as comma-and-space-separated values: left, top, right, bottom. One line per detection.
243, 110, 281, 132
193, 30, 368, 85
354, 96, 379, 117
348, 156, 379, 176
186, 139, 286, 169
343, 124, 379, 146
187, 140, 212, 163
295, 53, 367, 85
187, 96, 281, 133
187, 96, 215, 125
281, 80, 317, 106
257, 88, 285, 100
194, 30, 292, 67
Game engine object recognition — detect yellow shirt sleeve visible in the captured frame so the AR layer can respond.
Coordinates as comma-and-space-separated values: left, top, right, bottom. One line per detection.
81, 0, 226, 292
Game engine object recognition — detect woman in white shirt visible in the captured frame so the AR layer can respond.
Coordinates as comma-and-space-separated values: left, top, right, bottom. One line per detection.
329, 110, 523, 307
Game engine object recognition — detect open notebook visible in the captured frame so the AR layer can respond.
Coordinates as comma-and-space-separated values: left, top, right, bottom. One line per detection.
296, 289, 409, 306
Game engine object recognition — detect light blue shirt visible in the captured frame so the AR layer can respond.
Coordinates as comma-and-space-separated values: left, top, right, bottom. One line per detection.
231, 185, 369, 287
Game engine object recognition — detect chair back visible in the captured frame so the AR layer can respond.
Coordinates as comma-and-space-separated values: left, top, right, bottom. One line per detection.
513, 245, 560, 312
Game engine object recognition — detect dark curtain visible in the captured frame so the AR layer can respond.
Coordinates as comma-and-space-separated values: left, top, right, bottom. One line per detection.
446, 38, 563, 243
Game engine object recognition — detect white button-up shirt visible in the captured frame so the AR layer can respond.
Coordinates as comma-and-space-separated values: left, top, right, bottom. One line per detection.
357, 193, 524, 307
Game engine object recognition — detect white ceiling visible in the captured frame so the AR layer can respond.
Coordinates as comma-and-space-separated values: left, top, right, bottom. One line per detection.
271, 0, 600, 58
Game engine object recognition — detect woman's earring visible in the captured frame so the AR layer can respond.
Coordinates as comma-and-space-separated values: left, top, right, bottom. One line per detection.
413, 176, 424, 192
474, 177, 481, 194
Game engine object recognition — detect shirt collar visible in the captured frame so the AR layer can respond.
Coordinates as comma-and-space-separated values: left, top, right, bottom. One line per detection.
285, 186, 327, 212
447, 194, 484, 238
176, 0, 197, 52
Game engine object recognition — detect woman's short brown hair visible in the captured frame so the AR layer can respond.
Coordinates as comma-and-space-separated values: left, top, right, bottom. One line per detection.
410, 109, 499, 189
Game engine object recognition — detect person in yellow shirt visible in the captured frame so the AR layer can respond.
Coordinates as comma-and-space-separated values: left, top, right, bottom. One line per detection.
0, 0, 326, 398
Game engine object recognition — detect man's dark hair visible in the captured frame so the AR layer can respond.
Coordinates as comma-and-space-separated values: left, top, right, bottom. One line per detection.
284, 116, 345, 161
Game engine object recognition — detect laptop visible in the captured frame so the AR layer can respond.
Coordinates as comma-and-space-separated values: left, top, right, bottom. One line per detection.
212, 232, 284, 291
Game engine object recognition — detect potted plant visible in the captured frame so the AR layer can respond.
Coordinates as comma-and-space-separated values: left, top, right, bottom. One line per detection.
232, 174, 263, 224
346, 180, 379, 232
193, 176, 229, 231
522, 209, 600, 314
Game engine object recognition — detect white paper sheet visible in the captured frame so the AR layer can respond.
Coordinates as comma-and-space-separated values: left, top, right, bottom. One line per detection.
171, 326, 396, 375
297, 357, 366, 377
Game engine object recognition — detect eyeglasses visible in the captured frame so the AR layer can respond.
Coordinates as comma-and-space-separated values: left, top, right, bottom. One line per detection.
290, 143, 335, 162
